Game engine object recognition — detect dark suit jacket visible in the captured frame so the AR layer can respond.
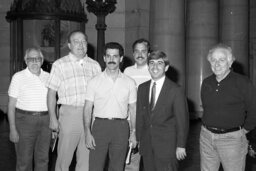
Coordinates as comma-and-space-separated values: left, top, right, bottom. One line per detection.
136, 77, 189, 160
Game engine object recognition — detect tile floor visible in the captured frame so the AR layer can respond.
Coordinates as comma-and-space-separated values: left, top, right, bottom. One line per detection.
0, 117, 255, 171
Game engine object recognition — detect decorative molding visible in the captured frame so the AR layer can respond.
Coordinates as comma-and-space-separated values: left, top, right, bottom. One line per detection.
6, 0, 87, 22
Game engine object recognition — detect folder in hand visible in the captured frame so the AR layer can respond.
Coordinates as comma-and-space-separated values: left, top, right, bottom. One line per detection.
125, 142, 133, 164
51, 132, 58, 152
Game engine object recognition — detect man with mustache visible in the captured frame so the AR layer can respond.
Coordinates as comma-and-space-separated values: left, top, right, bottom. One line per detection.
84, 42, 137, 171
124, 38, 151, 171
8, 47, 51, 171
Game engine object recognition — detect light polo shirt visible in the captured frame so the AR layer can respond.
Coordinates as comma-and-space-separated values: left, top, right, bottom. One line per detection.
8, 68, 49, 111
124, 64, 151, 87
47, 52, 101, 107
149, 76, 165, 105
85, 70, 137, 119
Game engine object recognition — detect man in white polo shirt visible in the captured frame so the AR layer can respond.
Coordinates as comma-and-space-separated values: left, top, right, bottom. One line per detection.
8, 47, 51, 171
84, 42, 137, 171
124, 38, 151, 171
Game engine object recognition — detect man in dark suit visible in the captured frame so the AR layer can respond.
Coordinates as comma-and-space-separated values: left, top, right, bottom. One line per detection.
136, 50, 189, 171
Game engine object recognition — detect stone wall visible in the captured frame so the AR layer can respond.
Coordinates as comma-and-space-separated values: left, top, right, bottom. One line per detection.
0, 0, 11, 112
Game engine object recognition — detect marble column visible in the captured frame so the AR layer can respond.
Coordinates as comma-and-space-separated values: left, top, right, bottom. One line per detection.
149, 0, 185, 86
220, 0, 249, 75
250, 0, 256, 85
186, 0, 218, 118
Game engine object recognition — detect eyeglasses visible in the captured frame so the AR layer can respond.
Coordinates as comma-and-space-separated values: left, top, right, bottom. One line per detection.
73, 40, 87, 46
26, 57, 43, 63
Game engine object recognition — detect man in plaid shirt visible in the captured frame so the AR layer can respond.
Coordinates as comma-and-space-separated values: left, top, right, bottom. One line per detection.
47, 30, 101, 171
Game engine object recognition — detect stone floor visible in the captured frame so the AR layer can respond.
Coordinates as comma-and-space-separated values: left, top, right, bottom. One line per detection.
0, 117, 256, 171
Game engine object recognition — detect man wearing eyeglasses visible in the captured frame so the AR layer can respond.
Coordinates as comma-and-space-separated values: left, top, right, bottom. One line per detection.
47, 30, 101, 171
7, 47, 51, 171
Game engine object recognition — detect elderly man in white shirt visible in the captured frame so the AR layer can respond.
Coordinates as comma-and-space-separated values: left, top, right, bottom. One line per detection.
8, 47, 51, 171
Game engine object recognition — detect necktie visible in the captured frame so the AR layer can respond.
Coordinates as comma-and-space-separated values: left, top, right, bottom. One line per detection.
150, 82, 156, 110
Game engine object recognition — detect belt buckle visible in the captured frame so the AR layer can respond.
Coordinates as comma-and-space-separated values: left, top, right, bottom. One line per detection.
32, 112, 41, 116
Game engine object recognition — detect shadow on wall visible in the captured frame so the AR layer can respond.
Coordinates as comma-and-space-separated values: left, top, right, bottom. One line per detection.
87, 43, 96, 60
232, 61, 246, 75
0, 109, 6, 122
120, 56, 133, 72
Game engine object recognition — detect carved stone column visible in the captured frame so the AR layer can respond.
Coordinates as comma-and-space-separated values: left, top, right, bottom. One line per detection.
86, 0, 117, 68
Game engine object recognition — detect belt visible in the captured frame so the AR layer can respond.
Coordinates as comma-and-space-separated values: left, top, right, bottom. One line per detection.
203, 124, 242, 134
16, 108, 48, 116
95, 117, 126, 121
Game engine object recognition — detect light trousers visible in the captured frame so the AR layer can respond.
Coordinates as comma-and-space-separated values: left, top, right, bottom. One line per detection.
55, 105, 89, 171
200, 126, 248, 171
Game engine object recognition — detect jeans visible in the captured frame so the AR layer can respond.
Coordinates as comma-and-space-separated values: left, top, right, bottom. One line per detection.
200, 126, 248, 171
15, 111, 51, 171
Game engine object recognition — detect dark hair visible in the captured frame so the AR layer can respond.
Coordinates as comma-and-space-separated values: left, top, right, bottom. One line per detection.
147, 50, 169, 66
67, 30, 88, 43
132, 38, 150, 52
104, 42, 124, 57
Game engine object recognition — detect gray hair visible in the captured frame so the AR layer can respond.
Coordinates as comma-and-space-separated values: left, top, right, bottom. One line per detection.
207, 43, 235, 62
24, 47, 44, 60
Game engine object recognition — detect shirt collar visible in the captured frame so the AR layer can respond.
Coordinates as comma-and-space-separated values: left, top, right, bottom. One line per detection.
151, 76, 165, 86
134, 63, 148, 70
68, 52, 88, 63
25, 67, 42, 77
103, 69, 123, 78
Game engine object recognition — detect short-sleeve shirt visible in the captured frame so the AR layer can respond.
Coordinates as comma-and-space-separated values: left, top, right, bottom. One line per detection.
8, 68, 49, 111
47, 53, 101, 107
85, 70, 137, 119
124, 64, 151, 87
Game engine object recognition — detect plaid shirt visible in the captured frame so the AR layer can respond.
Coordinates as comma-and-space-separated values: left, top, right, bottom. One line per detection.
47, 53, 101, 106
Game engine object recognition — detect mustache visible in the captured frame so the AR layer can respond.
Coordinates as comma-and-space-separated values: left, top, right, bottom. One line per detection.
108, 61, 116, 64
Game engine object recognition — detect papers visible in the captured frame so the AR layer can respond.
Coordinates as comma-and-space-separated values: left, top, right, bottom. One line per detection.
51, 132, 58, 152
125, 142, 133, 164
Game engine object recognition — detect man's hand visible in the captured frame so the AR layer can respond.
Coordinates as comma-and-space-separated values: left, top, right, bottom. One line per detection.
9, 128, 19, 143
129, 131, 137, 148
85, 131, 96, 150
176, 147, 186, 160
49, 117, 59, 132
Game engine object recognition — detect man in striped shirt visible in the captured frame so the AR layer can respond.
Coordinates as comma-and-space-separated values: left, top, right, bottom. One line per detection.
47, 30, 101, 171
8, 47, 51, 171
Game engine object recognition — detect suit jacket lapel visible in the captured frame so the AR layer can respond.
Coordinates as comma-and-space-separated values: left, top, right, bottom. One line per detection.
143, 81, 151, 116
151, 78, 169, 117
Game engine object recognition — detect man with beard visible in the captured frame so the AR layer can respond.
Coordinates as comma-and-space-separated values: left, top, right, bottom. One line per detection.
84, 42, 137, 171
47, 30, 101, 171
8, 47, 51, 171
124, 38, 151, 171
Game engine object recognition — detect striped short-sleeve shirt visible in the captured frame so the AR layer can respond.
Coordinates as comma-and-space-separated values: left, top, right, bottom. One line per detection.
47, 53, 101, 107
8, 68, 49, 111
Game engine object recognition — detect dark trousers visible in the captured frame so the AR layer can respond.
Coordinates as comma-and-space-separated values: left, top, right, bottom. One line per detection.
15, 111, 51, 171
89, 119, 129, 171
142, 148, 177, 171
